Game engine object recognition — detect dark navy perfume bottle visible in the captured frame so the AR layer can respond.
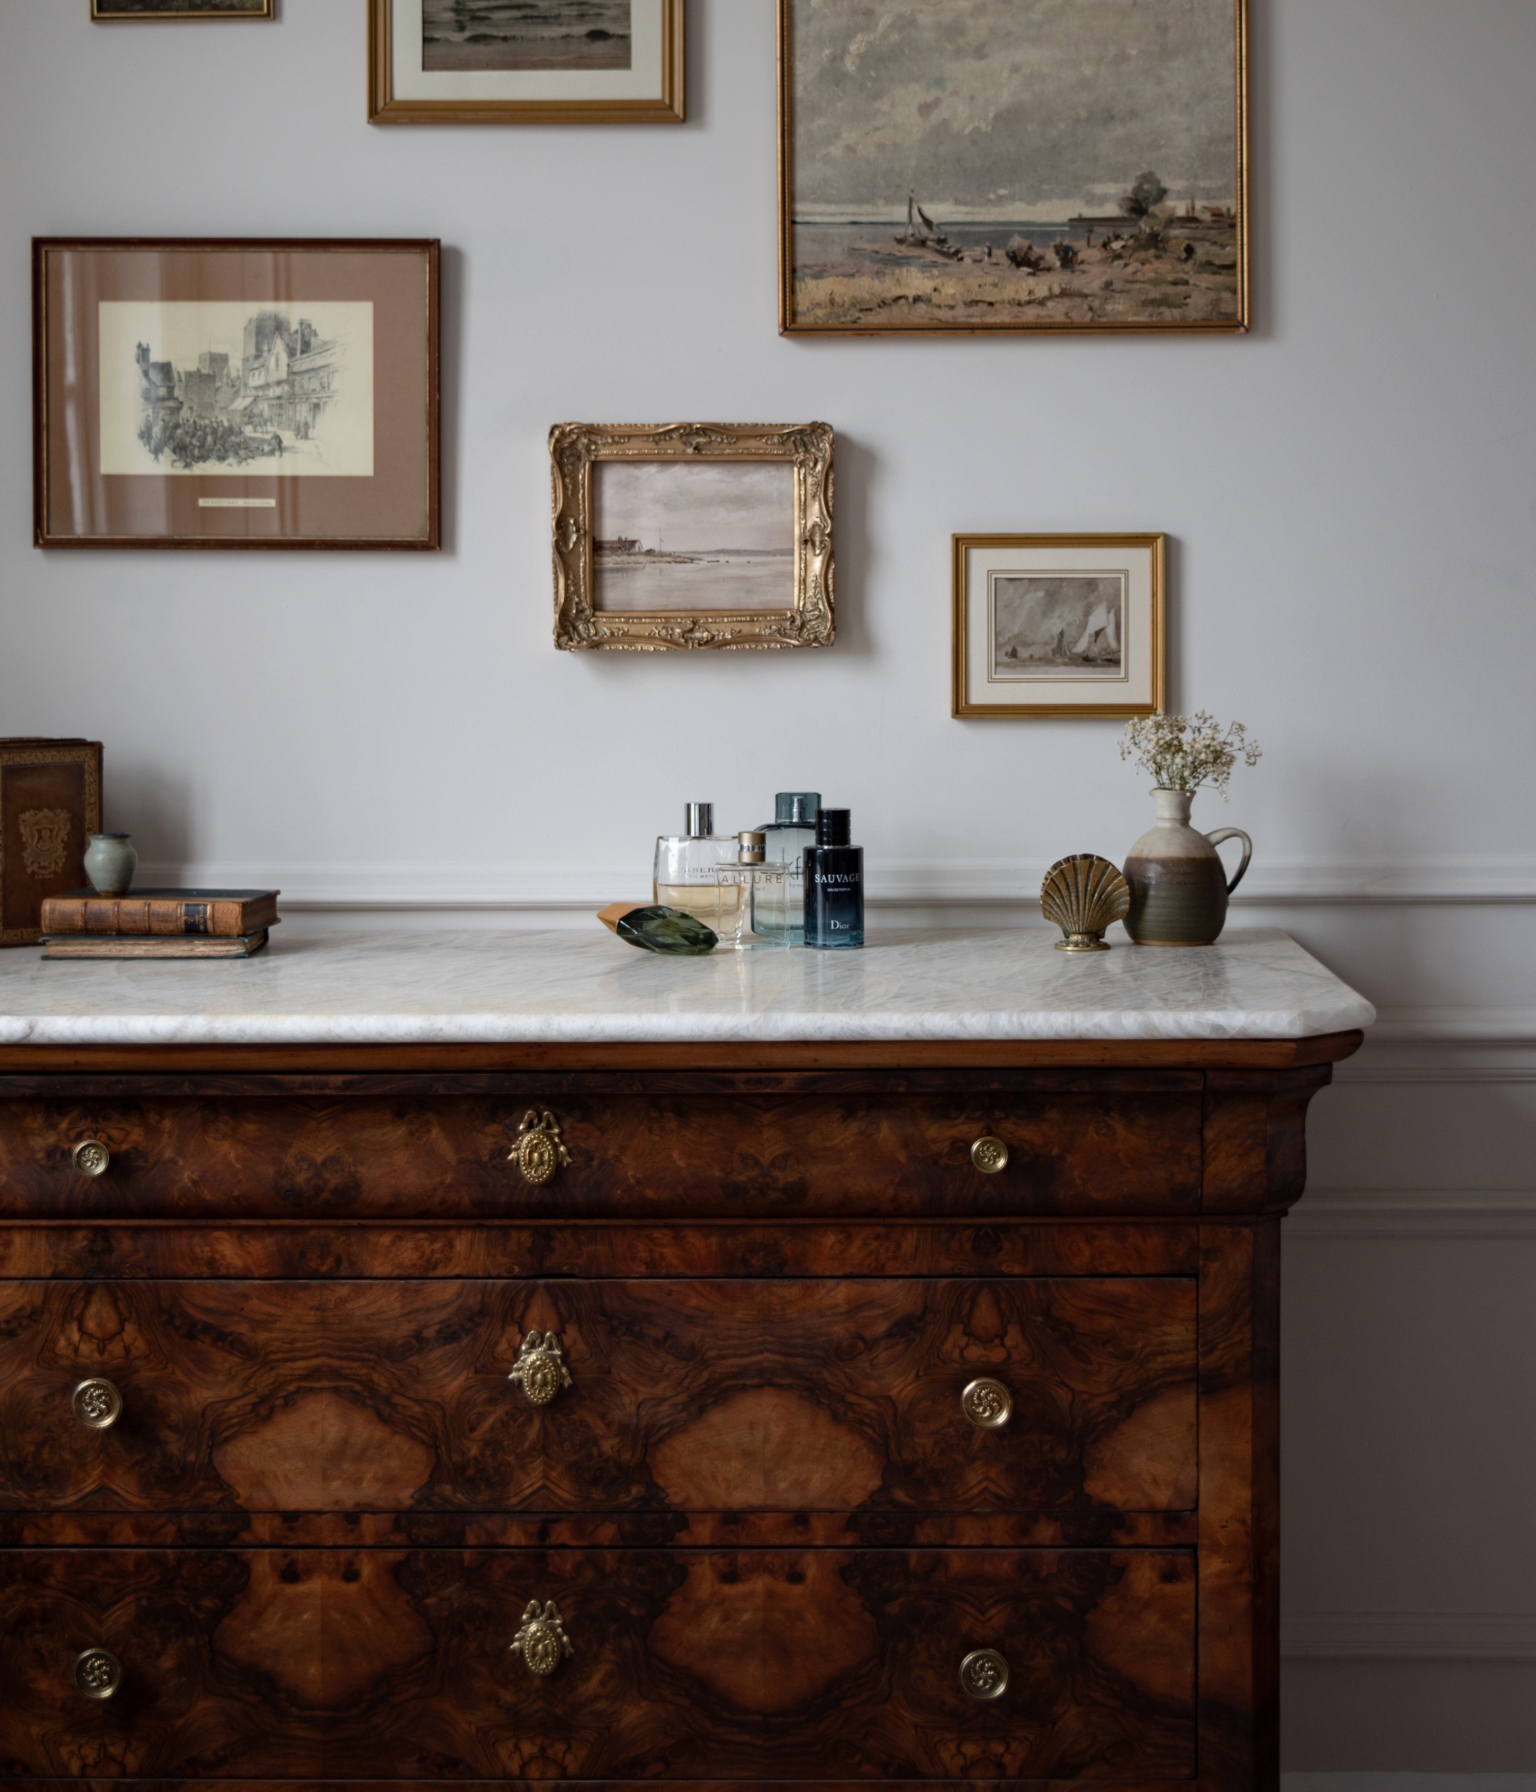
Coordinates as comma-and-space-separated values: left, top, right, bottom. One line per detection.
803, 808, 864, 949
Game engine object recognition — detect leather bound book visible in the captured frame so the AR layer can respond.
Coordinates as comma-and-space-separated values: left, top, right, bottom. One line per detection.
40, 929, 269, 960
40, 889, 280, 938
0, 739, 103, 946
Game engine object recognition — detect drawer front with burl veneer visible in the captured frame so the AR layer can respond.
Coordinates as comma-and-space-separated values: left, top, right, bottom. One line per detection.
0, 1546, 1195, 1781
0, 1277, 1195, 1519
0, 1082, 1203, 1219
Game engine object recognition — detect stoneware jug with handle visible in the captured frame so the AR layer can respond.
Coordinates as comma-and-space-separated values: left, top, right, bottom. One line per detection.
1123, 790, 1251, 946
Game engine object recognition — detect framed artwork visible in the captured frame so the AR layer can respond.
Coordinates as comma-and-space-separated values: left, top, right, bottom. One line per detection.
779, 0, 1248, 336
91, 1, 273, 16
953, 534, 1166, 719
33, 238, 439, 551
369, 0, 684, 125
550, 422, 835, 652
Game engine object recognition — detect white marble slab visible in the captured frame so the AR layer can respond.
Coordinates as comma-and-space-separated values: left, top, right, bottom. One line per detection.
0, 926, 1374, 1045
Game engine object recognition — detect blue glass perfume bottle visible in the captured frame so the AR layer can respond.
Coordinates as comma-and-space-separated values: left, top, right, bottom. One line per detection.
803, 807, 864, 949
752, 791, 820, 942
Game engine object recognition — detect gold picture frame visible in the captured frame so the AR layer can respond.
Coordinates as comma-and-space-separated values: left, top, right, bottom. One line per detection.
778, 0, 1248, 336
953, 534, 1166, 719
369, 0, 684, 125
550, 422, 835, 652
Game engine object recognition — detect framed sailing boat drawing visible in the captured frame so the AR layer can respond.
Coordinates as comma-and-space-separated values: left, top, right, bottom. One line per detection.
779, 0, 1248, 335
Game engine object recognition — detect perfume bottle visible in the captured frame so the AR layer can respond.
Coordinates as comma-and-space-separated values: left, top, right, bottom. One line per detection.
803, 807, 864, 949
714, 832, 793, 949
653, 803, 738, 934
752, 791, 820, 942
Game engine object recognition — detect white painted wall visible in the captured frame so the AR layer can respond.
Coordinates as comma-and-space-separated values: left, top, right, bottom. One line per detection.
3, 0, 1535, 1769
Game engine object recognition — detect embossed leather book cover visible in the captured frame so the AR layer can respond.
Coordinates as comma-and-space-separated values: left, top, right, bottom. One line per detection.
0, 739, 103, 945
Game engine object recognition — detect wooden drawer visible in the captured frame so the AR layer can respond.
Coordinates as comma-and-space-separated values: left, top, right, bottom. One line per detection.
0, 1546, 1195, 1780
0, 1085, 1203, 1218
0, 1277, 1196, 1517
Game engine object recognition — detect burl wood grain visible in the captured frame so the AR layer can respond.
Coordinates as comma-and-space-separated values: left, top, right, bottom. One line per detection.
0, 1276, 1195, 1518
0, 1547, 1195, 1780
0, 1085, 1203, 1219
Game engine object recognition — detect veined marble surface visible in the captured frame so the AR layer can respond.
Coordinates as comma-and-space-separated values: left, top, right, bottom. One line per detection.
0, 926, 1374, 1045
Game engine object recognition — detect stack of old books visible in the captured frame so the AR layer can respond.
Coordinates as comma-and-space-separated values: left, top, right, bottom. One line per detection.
38, 889, 280, 960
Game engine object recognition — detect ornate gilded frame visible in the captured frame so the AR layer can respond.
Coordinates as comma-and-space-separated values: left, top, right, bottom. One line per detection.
550, 422, 834, 653
778, 0, 1249, 337
369, 0, 684, 125
952, 533, 1166, 719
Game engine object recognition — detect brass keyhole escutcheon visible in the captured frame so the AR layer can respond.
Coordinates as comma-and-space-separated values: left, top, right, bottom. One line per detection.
72, 1378, 123, 1431
507, 1331, 573, 1407
510, 1599, 573, 1677
959, 1647, 1009, 1701
508, 1111, 571, 1186
72, 1139, 111, 1178
961, 1378, 1012, 1431
73, 1648, 122, 1699
970, 1136, 1008, 1175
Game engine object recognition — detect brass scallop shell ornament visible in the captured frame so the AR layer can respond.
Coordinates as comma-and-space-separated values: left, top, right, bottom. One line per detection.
1040, 854, 1131, 952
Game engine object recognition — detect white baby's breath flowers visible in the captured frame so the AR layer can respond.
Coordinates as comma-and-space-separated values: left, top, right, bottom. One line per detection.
1119, 710, 1261, 800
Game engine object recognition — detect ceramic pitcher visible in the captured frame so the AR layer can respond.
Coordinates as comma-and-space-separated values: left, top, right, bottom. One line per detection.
1123, 790, 1251, 946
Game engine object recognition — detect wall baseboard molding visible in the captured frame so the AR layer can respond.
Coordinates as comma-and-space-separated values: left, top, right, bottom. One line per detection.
1283, 1612, 1536, 1660
1288, 1191, 1536, 1239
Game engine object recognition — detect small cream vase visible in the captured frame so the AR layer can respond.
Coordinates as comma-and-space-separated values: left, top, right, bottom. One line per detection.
1123, 790, 1251, 946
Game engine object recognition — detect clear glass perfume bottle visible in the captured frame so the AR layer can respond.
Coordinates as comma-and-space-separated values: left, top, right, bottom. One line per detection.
803, 807, 864, 949
653, 803, 739, 935
714, 833, 792, 950
752, 791, 820, 942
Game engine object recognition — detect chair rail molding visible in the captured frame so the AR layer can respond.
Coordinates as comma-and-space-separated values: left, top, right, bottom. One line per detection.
1282, 1611, 1536, 1661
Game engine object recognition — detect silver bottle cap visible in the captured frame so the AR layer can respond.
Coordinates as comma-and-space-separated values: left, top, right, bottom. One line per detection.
737, 831, 766, 864
685, 803, 714, 838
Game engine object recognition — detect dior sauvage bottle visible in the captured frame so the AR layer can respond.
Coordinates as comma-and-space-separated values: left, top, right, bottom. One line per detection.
752, 791, 821, 942
803, 807, 864, 949
653, 803, 739, 934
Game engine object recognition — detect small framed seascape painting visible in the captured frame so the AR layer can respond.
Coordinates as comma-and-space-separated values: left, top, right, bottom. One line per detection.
92, 1, 271, 15
33, 238, 439, 550
953, 534, 1166, 719
549, 422, 835, 652
369, 0, 684, 124
779, 0, 1247, 335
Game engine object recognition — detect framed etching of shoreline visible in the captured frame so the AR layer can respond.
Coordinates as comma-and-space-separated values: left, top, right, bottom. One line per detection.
550, 422, 834, 652
779, 0, 1248, 336
953, 535, 1165, 719
92, 1, 272, 17
369, 0, 684, 125
33, 238, 439, 550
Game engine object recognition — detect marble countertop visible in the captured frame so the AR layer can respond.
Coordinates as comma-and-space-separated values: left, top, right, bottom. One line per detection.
0, 926, 1374, 1046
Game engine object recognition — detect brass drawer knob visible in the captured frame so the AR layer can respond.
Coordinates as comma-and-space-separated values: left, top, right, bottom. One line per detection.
508, 1111, 571, 1186
959, 1647, 1009, 1701
970, 1136, 1008, 1174
72, 1378, 123, 1431
511, 1599, 573, 1677
961, 1377, 1012, 1430
507, 1331, 572, 1407
72, 1139, 111, 1178
73, 1647, 122, 1699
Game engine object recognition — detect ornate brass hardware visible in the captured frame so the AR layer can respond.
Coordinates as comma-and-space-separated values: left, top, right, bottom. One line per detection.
508, 1111, 571, 1186
959, 1647, 1009, 1701
73, 1648, 122, 1699
72, 1378, 123, 1431
1040, 853, 1130, 953
961, 1378, 1012, 1431
510, 1599, 573, 1677
507, 1331, 572, 1407
970, 1136, 1008, 1174
72, 1139, 111, 1178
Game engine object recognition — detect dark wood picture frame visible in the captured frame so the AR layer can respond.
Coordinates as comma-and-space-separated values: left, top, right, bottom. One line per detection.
34, 237, 439, 551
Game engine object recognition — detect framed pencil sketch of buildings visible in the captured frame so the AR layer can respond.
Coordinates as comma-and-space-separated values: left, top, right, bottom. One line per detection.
550, 422, 835, 652
92, 1, 272, 17
369, 0, 684, 124
953, 535, 1166, 718
33, 239, 439, 549
779, 0, 1248, 335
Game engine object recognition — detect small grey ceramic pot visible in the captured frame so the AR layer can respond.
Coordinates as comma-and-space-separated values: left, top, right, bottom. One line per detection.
83, 833, 137, 896
1123, 790, 1251, 946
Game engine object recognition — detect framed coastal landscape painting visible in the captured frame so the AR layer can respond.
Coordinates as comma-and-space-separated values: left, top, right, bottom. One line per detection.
33, 238, 439, 550
91, 1, 272, 16
369, 0, 684, 124
550, 422, 835, 652
953, 535, 1166, 718
779, 0, 1248, 335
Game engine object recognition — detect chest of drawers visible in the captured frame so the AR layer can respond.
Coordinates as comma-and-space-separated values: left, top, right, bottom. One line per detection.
0, 1029, 1359, 1788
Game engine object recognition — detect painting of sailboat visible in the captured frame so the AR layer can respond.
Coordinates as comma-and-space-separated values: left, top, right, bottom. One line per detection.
990, 576, 1128, 682
780, 0, 1247, 334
